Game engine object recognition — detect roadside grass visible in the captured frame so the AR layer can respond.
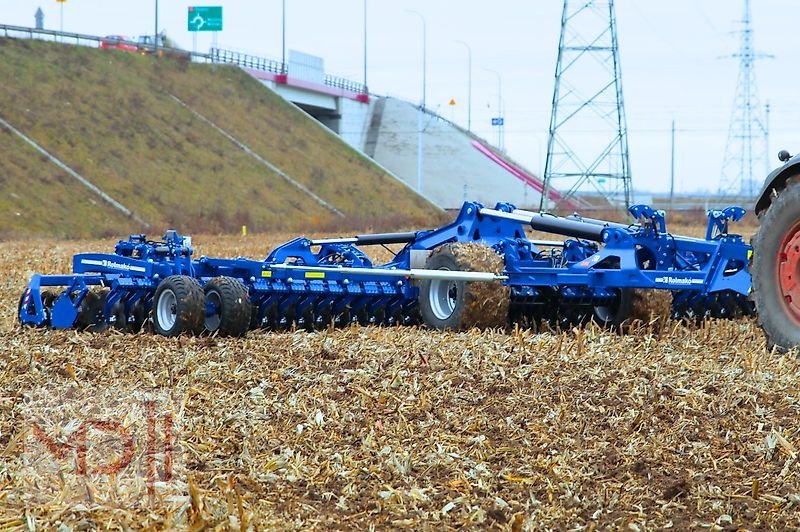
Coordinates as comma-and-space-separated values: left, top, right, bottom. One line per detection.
0, 39, 441, 238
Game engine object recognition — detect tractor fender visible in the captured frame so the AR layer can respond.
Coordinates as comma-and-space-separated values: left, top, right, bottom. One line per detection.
755, 152, 800, 216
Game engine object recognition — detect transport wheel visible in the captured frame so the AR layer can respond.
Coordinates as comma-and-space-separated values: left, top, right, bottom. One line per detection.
418, 243, 510, 331
752, 179, 800, 351
203, 276, 252, 337
152, 275, 205, 337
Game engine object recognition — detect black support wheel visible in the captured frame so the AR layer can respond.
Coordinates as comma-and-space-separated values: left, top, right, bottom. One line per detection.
752, 178, 800, 351
152, 275, 205, 337
203, 276, 252, 337
418, 243, 510, 331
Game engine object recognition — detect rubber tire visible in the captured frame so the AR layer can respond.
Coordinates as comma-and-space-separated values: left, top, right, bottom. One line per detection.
203, 276, 252, 337
418, 243, 509, 331
752, 178, 800, 351
152, 276, 205, 337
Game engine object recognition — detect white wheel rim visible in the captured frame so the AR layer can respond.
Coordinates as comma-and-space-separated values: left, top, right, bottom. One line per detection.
429, 269, 458, 320
157, 288, 177, 330
205, 290, 221, 331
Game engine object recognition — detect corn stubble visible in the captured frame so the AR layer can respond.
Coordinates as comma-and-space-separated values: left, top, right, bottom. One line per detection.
1, 234, 797, 530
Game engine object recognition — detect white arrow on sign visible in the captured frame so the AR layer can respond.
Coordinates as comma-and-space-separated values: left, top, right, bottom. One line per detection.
191, 13, 206, 30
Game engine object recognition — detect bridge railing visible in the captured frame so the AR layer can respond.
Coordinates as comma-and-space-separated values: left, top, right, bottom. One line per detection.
209, 47, 285, 74
0, 24, 368, 96
209, 47, 367, 95
0, 23, 108, 47
0, 23, 211, 61
324, 74, 367, 95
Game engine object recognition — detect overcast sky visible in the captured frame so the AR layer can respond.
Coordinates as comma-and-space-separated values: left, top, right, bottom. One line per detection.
4, 1, 800, 195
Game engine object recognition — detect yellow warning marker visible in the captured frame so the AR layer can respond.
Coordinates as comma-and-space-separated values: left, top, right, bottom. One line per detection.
242, 225, 247, 237
449, 98, 456, 106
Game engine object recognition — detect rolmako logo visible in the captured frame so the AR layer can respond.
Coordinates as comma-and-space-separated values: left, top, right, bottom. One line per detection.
81, 258, 146, 273
654, 276, 703, 285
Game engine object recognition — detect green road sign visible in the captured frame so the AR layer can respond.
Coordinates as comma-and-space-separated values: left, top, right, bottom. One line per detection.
188, 6, 223, 32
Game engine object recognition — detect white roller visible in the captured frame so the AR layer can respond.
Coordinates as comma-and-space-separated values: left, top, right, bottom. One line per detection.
479, 208, 534, 224
309, 237, 358, 245
512, 208, 543, 217
270, 263, 507, 282
530, 240, 566, 247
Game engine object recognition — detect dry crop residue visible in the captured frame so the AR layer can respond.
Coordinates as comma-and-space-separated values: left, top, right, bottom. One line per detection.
1, 235, 799, 529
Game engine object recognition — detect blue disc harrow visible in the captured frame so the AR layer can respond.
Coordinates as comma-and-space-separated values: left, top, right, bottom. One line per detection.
18, 202, 754, 336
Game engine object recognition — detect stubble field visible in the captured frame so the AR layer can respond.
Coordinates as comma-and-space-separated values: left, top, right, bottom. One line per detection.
2, 227, 800, 530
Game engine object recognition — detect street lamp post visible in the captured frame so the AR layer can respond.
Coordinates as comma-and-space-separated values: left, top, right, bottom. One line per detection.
406, 10, 426, 109
407, 10, 427, 194
456, 40, 472, 132
281, 0, 287, 73
485, 68, 503, 150
154, 0, 159, 53
363, 0, 368, 91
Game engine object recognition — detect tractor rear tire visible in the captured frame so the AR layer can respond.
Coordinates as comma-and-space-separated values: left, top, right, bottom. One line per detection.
751, 178, 800, 351
203, 276, 252, 337
418, 243, 510, 331
152, 276, 205, 337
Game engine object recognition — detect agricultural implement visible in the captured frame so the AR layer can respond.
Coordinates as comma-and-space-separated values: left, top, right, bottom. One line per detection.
18, 201, 754, 337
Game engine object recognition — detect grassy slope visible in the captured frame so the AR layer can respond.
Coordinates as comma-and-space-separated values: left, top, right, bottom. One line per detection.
0, 129, 133, 238
0, 39, 440, 237
159, 65, 433, 222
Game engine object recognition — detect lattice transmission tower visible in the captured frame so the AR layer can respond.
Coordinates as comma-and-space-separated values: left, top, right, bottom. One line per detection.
541, 0, 631, 212
719, 0, 770, 198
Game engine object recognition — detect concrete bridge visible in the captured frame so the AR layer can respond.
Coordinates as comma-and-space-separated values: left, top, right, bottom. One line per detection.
211, 47, 567, 210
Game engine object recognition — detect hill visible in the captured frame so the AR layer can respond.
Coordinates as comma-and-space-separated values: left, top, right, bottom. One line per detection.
0, 38, 441, 238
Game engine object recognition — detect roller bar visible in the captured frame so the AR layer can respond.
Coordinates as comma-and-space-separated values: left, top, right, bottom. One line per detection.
311, 231, 417, 246
270, 263, 507, 282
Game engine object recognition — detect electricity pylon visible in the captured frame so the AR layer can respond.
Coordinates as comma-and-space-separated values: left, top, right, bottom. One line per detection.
719, 0, 771, 198
541, 0, 632, 212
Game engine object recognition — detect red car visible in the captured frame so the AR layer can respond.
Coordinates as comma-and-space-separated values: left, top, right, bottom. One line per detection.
99, 35, 137, 52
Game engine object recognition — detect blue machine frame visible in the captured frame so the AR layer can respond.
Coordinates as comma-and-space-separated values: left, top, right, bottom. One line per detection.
17, 202, 753, 332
